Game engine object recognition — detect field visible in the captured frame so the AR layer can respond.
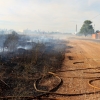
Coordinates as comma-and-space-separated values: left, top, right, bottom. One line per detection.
0, 37, 66, 100
1, 35, 100, 100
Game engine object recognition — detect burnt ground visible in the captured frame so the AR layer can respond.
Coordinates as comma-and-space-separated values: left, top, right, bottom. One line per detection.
49, 38, 100, 100
0, 40, 66, 99
1, 37, 100, 100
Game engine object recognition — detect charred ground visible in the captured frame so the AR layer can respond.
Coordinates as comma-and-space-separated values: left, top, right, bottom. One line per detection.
0, 32, 67, 99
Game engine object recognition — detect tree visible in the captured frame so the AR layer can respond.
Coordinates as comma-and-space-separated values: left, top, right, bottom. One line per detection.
79, 20, 94, 36
96, 30, 100, 33
3, 31, 19, 52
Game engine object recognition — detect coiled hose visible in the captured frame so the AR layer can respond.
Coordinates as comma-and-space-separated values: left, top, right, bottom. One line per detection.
1, 71, 100, 99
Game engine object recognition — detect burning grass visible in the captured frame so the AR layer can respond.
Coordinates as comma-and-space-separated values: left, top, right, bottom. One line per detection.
0, 38, 67, 99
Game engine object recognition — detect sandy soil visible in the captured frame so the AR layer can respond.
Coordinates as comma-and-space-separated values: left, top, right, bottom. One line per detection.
50, 38, 100, 100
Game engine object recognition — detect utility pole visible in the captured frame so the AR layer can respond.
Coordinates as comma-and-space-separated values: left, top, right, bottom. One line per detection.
76, 24, 77, 32
75, 24, 77, 34
94, 24, 95, 32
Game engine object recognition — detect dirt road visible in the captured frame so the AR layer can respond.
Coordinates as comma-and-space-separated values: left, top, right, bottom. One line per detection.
51, 38, 100, 100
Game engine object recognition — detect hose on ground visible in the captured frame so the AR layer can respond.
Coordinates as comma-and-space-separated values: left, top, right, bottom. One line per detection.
1, 69, 100, 99
34, 71, 100, 97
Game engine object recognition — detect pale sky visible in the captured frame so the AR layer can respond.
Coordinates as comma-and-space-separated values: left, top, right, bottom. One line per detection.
0, 0, 100, 33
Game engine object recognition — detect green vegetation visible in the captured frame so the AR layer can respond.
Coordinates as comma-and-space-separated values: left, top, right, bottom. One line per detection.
79, 20, 94, 36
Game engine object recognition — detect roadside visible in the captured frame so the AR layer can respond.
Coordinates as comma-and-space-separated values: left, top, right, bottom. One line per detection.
50, 39, 100, 100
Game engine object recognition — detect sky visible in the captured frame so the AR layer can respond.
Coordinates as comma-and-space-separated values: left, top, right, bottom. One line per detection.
0, 0, 100, 33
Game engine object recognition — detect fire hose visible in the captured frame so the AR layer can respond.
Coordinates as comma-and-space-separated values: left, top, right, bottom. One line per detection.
88, 78, 100, 90
1, 71, 100, 99
34, 71, 100, 97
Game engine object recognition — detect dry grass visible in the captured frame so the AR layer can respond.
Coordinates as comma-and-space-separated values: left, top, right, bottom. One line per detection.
0, 39, 67, 99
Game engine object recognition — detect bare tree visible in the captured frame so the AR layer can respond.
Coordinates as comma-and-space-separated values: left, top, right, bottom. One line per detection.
4, 31, 19, 52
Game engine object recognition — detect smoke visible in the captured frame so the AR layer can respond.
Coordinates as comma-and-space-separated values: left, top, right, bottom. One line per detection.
0, 31, 72, 54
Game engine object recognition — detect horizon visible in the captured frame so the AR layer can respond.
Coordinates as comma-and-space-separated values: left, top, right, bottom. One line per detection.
0, 0, 100, 33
